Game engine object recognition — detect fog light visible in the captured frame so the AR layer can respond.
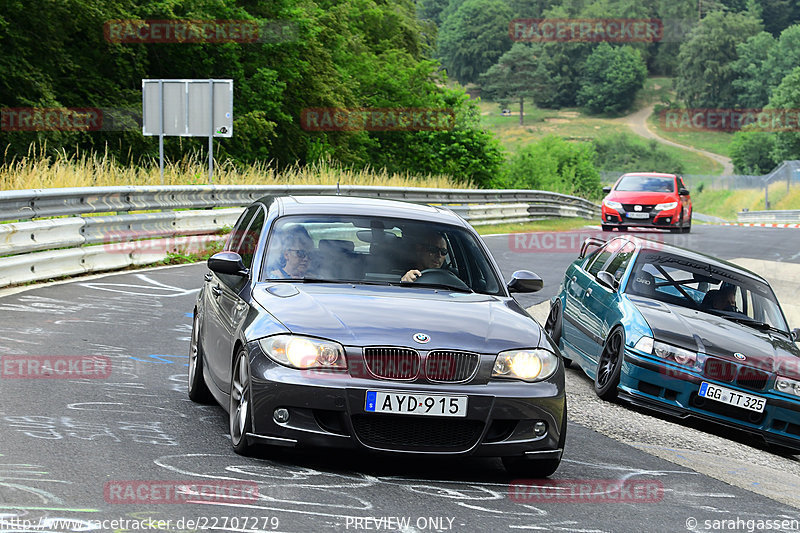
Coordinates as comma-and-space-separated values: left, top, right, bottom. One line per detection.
606, 215, 613, 221
534, 421, 547, 437
273, 408, 290, 423
664, 217, 671, 224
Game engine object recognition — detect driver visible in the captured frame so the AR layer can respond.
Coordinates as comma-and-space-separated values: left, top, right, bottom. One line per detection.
401, 231, 448, 282
712, 283, 738, 312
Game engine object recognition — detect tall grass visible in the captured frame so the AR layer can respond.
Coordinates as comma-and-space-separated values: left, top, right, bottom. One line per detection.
692, 182, 800, 220
0, 145, 467, 190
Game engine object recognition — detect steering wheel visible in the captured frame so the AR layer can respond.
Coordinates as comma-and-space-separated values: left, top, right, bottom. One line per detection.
416, 268, 469, 290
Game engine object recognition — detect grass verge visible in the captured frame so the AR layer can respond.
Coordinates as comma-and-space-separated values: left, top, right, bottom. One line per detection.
475, 217, 596, 235
0, 148, 466, 190
692, 183, 800, 220
646, 112, 734, 158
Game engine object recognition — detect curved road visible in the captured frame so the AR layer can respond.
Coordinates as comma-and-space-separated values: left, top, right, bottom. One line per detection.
0, 225, 798, 533
621, 105, 734, 175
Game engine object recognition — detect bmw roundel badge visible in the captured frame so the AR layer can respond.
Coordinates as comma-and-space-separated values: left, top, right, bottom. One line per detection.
413, 333, 430, 344
734, 352, 746, 360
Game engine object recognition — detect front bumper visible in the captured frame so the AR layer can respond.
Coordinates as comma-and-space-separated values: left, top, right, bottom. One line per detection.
619, 347, 800, 450
602, 206, 680, 228
243, 342, 566, 457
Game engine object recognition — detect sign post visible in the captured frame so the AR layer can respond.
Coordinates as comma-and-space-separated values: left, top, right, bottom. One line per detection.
142, 79, 233, 183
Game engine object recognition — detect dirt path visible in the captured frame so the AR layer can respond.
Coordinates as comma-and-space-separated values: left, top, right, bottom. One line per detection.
620, 105, 734, 175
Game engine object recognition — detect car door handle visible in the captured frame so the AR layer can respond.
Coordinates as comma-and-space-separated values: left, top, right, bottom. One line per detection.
571, 276, 577, 283
584, 288, 592, 297
211, 285, 222, 298
204, 272, 213, 282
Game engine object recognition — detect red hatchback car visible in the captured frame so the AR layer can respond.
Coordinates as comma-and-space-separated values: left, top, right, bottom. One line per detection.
600, 172, 692, 233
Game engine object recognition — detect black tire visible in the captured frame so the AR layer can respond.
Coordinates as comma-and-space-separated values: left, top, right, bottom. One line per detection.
601, 224, 612, 232
229, 348, 254, 455
188, 311, 213, 403
594, 328, 625, 400
502, 403, 567, 478
544, 300, 571, 368
682, 220, 692, 233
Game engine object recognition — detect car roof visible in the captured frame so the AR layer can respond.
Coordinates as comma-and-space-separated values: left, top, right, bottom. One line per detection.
624, 236, 768, 284
618, 172, 678, 178
255, 195, 470, 227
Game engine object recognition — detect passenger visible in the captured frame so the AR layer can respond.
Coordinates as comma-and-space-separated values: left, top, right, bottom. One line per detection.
268, 226, 314, 279
401, 232, 449, 282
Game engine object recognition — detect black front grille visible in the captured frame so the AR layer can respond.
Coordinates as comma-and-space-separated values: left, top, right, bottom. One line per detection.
736, 366, 769, 391
351, 414, 483, 450
704, 358, 736, 383
364, 348, 420, 380
622, 204, 655, 213
425, 351, 480, 382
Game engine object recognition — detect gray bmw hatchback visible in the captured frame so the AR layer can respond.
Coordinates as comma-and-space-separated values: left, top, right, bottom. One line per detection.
189, 195, 567, 476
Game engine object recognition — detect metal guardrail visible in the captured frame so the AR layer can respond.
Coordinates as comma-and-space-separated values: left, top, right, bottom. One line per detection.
737, 210, 800, 223
0, 185, 600, 288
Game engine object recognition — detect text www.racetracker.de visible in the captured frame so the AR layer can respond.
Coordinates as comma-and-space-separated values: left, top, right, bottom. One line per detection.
0, 516, 281, 531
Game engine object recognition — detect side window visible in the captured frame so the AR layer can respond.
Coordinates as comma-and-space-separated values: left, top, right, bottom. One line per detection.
605, 241, 636, 281
225, 206, 257, 252
587, 244, 614, 277
238, 208, 265, 270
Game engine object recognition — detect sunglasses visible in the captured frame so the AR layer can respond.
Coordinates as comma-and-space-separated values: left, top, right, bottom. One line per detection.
288, 249, 311, 259
425, 245, 448, 257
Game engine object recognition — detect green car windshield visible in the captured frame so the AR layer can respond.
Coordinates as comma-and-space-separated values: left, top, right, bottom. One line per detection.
626, 249, 789, 333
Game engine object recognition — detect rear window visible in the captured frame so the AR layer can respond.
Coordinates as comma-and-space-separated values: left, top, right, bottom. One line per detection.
615, 176, 675, 192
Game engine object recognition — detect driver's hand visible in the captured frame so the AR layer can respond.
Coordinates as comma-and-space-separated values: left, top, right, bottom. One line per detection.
401, 270, 421, 282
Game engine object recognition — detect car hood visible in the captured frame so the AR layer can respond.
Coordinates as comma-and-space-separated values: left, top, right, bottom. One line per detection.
252, 283, 542, 353
606, 191, 676, 204
628, 295, 800, 373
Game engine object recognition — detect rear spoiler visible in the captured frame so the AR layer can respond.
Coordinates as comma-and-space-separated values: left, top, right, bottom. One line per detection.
579, 237, 607, 259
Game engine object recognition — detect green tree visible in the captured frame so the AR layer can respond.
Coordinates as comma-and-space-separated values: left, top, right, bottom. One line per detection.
502, 135, 601, 197
675, 10, 762, 108
766, 67, 800, 162
729, 129, 779, 174
479, 43, 543, 125
593, 133, 686, 174
436, 0, 513, 84
731, 32, 776, 108
577, 43, 647, 115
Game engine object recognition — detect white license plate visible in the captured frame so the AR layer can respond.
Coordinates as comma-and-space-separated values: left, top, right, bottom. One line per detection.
626, 212, 650, 219
698, 382, 766, 413
365, 391, 467, 417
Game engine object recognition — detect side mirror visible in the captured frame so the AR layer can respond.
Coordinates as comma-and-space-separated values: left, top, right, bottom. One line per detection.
792, 328, 800, 342
597, 270, 618, 291
602, 186, 612, 194
208, 251, 250, 277
508, 270, 543, 293
679, 188, 690, 196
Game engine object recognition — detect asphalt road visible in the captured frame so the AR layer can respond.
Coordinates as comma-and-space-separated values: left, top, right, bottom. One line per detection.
1, 224, 799, 533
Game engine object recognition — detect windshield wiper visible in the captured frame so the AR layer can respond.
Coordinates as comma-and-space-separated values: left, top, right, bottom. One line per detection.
722, 315, 787, 334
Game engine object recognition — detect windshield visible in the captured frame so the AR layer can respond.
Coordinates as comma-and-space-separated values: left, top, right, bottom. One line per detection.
261, 215, 504, 295
625, 249, 789, 333
615, 176, 675, 192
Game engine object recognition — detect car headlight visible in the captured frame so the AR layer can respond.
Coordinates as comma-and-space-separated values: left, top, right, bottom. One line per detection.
634, 336, 654, 354
775, 376, 800, 398
259, 335, 346, 370
655, 201, 678, 211
492, 349, 558, 382
604, 200, 623, 210
652, 340, 697, 366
